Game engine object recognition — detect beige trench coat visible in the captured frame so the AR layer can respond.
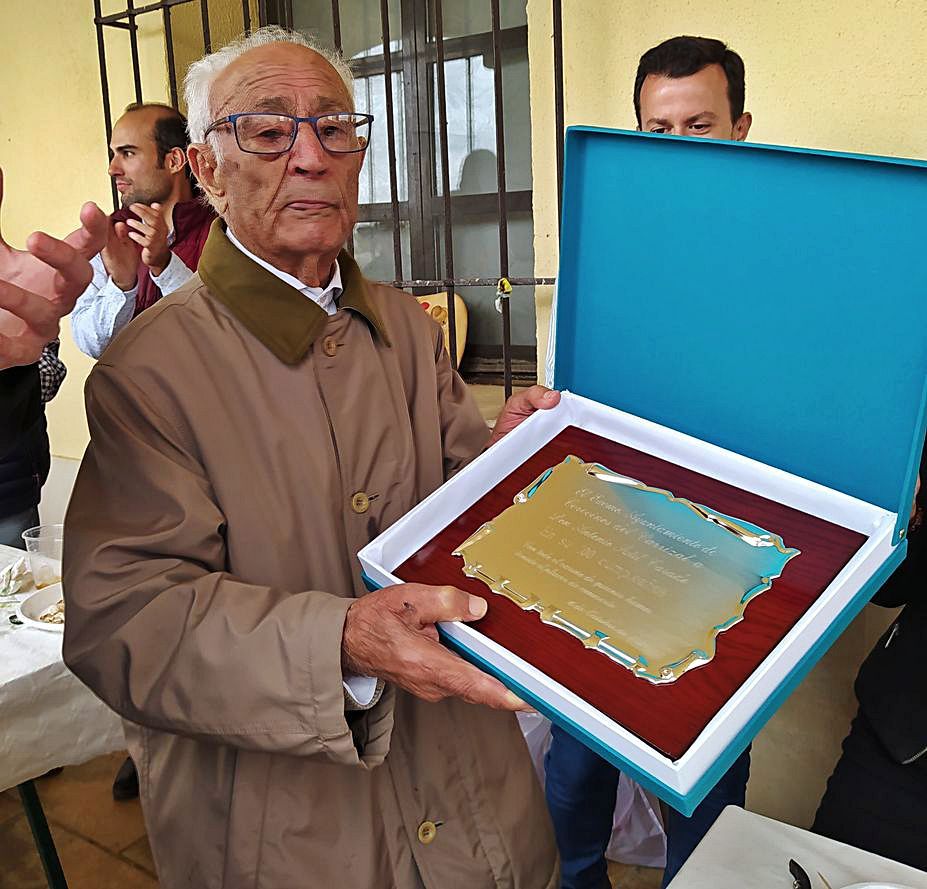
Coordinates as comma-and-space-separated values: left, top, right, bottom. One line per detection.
62, 223, 558, 889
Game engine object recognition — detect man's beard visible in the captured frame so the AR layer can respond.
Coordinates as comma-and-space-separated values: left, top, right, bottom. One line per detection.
118, 179, 172, 209
120, 188, 164, 208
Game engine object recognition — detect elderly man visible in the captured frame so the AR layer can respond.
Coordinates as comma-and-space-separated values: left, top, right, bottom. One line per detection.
63, 27, 558, 889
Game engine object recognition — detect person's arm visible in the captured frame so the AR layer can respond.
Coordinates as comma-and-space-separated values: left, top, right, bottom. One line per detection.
0, 365, 41, 456
873, 470, 925, 608
71, 243, 197, 359
431, 322, 493, 478
69, 254, 138, 359
126, 201, 195, 297
63, 362, 520, 765
37, 339, 66, 403
429, 312, 561, 469
149, 251, 194, 296
0, 168, 106, 369
0, 280, 64, 369
63, 361, 388, 764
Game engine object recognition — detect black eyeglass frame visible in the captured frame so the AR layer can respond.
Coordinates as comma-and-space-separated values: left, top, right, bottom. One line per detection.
203, 112, 375, 155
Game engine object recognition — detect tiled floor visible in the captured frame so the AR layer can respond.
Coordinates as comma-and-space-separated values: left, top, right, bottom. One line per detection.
608, 861, 664, 888
3, 751, 662, 888
1, 752, 156, 888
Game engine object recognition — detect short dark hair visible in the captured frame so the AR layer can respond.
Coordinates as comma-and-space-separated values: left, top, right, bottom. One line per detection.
633, 36, 746, 127
123, 102, 190, 167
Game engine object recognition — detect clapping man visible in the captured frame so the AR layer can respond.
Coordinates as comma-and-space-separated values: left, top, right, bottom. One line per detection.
71, 103, 214, 358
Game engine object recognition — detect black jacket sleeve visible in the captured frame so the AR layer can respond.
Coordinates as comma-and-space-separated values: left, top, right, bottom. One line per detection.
855, 446, 926, 764
0, 365, 42, 459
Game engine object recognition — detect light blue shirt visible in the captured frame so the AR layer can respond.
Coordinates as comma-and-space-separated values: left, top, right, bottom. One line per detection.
70, 246, 194, 359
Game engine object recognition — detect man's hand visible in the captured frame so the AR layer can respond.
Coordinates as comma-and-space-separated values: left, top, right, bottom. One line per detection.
488, 384, 561, 447
125, 202, 171, 276
101, 218, 141, 291
0, 168, 106, 369
342, 583, 531, 711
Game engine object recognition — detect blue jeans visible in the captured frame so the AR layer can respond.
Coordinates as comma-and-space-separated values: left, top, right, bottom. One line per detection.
545, 723, 751, 888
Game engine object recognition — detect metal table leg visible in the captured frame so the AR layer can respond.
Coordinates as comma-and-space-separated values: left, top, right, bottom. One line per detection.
17, 779, 69, 889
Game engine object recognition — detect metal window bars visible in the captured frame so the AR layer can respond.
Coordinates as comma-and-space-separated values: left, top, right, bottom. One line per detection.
93, 0, 566, 397
93, 0, 256, 208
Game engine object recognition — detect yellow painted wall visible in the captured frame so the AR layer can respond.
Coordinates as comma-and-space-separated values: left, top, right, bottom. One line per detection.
0, 1, 168, 459
0, 1, 255, 460
527, 0, 927, 383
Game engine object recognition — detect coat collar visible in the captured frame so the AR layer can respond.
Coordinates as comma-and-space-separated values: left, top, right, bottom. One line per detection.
197, 220, 390, 365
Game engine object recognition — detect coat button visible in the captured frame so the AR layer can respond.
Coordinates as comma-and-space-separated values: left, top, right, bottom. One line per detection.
322, 336, 338, 357
417, 820, 437, 844
351, 491, 370, 514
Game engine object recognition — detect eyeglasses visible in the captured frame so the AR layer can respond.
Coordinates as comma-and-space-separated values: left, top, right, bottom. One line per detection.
203, 112, 374, 155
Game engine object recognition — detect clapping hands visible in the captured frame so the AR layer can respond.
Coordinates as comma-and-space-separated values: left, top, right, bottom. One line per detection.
0, 168, 107, 369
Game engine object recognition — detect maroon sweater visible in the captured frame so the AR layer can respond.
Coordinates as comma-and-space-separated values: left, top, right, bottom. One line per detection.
112, 199, 216, 317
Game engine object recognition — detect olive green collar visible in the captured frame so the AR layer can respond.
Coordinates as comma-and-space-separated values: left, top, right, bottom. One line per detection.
197, 220, 390, 365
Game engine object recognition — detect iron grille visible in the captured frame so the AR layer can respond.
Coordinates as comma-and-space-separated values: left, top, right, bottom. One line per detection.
93, 0, 565, 396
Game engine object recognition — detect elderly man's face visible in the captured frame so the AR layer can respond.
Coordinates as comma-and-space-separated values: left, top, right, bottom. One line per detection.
205, 44, 362, 273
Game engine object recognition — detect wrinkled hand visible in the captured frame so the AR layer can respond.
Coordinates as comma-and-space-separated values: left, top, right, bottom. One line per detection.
488, 384, 561, 447
101, 217, 140, 291
0, 168, 107, 369
342, 583, 530, 711
125, 202, 171, 276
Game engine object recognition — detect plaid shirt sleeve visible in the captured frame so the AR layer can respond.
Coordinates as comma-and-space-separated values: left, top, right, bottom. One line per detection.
38, 339, 67, 403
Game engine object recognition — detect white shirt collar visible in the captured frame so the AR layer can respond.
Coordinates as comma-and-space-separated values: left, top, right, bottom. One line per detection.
226, 228, 343, 316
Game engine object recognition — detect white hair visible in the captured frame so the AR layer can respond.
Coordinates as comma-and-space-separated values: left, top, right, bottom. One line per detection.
184, 26, 355, 147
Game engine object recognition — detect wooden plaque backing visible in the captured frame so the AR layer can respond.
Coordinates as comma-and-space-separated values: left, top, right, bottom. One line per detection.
395, 426, 867, 760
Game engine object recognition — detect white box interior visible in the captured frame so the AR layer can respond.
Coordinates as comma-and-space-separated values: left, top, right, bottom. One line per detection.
358, 392, 897, 795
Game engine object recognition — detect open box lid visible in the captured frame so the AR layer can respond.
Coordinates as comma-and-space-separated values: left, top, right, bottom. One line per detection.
554, 127, 927, 544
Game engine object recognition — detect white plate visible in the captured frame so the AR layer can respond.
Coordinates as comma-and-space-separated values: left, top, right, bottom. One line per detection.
842, 884, 916, 888
16, 582, 64, 632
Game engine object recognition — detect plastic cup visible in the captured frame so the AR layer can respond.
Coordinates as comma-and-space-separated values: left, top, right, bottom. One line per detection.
21, 524, 63, 589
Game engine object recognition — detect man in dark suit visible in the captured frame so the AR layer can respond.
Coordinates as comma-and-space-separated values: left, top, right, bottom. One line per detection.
813, 454, 926, 870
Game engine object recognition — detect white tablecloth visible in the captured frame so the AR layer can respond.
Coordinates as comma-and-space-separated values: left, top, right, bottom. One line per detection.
0, 544, 124, 791
668, 806, 927, 888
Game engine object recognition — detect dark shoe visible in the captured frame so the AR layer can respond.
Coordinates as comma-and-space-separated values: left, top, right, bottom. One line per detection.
112, 756, 139, 801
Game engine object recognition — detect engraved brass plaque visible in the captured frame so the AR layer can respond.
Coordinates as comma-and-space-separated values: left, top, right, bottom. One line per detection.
453, 456, 800, 684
